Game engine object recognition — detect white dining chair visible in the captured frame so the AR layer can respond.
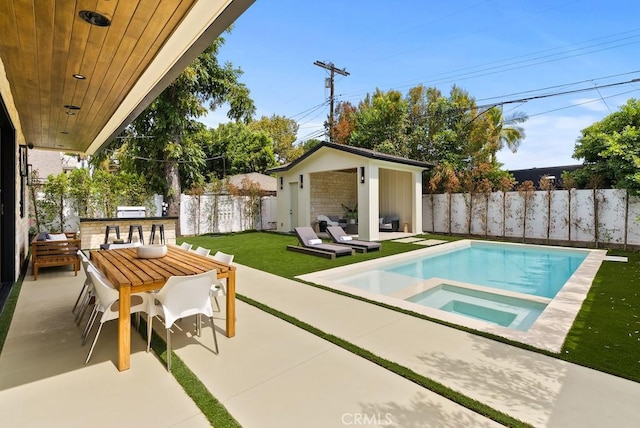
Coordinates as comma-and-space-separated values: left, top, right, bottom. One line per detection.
72, 250, 92, 316
83, 268, 150, 364
179, 242, 193, 251
209, 251, 234, 312
193, 246, 211, 257
146, 270, 219, 371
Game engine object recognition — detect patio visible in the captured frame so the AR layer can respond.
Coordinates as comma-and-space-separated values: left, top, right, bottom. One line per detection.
2, 260, 640, 427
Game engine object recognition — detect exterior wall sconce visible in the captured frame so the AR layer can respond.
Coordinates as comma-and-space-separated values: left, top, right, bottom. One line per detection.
300, 174, 304, 189
360, 166, 365, 184
280, 177, 283, 190
19, 145, 28, 177
26, 164, 33, 186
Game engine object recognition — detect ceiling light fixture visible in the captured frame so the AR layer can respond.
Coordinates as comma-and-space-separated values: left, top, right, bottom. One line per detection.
65, 111, 76, 116
79, 10, 111, 27
61, 131, 69, 135
64, 104, 81, 110
72, 73, 86, 80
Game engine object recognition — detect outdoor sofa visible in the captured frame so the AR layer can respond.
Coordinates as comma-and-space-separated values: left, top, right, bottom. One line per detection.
379, 215, 400, 232
31, 232, 81, 280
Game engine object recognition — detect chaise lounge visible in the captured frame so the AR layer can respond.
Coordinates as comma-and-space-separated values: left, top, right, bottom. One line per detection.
288, 227, 354, 259
326, 226, 381, 253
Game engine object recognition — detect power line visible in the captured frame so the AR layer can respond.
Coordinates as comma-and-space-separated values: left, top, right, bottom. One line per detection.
474, 77, 640, 110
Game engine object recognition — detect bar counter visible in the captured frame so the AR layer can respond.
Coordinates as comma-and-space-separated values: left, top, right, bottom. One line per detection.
79, 217, 178, 250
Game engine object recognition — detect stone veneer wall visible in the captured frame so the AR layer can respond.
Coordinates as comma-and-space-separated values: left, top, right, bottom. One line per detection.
310, 170, 357, 222
79, 218, 177, 250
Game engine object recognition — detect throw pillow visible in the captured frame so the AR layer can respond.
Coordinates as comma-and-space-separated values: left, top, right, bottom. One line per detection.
47, 233, 68, 241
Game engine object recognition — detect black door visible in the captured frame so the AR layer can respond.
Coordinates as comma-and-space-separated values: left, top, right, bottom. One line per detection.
0, 95, 16, 284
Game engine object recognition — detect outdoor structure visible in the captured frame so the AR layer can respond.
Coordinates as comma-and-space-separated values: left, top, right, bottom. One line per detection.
268, 142, 431, 241
509, 164, 582, 189
0, 0, 255, 285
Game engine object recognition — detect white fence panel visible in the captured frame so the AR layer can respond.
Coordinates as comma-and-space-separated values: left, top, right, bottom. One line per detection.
486, 192, 503, 237
599, 188, 626, 245
628, 195, 640, 245
548, 191, 568, 241
450, 193, 468, 235
572, 190, 595, 243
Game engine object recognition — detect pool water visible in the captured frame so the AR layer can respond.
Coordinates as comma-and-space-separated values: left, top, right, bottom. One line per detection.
340, 242, 587, 298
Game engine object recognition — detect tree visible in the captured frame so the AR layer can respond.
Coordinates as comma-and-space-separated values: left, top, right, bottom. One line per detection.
208, 122, 277, 175
483, 106, 528, 165
332, 101, 357, 145
40, 172, 70, 232
248, 115, 301, 164
350, 89, 409, 155
573, 98, 640, 194
117, 36, 255, 227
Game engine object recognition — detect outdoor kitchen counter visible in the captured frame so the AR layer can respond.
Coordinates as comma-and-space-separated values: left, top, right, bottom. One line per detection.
79, 217, 178, 250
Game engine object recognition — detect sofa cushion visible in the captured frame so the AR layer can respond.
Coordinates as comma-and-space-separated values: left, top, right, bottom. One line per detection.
47, 233, 68, 241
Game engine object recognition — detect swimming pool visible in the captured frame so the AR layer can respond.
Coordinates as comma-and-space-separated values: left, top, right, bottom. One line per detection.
336, 241, 587, 298
298, 240, 606, 351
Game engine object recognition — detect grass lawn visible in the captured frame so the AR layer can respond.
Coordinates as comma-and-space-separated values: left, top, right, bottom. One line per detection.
182, 231, 640, 383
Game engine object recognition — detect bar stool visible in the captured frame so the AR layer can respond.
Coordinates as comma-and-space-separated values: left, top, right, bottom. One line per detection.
149, 223, 165, 244
103, 225, 121, 244
127, 225, 144, 245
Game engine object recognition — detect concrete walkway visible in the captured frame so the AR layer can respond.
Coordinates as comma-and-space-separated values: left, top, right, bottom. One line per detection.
228, 264, 640, 427
2, 260, 639, 427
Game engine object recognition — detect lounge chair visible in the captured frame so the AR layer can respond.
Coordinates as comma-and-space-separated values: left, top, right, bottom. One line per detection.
326, 226, 381, 253
287, 227, 354, 259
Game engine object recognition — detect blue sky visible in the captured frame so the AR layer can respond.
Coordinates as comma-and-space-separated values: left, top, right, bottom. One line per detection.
205, 0, 640, 170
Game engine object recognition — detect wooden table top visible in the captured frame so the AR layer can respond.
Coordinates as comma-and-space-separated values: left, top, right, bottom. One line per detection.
90, 245, 234, 291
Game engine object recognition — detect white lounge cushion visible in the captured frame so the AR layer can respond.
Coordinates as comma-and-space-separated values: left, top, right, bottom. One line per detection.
339, 235, 353, 242
47, 233, 68, 241
308, 239, 322, 245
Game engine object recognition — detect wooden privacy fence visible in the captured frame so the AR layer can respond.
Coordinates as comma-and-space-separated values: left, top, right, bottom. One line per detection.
422, 188, 639, 248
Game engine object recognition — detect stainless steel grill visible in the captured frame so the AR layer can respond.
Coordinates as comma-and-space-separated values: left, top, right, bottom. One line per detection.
116, 206, 146, 218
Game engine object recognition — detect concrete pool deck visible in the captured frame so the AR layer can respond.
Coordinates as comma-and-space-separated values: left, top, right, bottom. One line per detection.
299, 239, 608, 352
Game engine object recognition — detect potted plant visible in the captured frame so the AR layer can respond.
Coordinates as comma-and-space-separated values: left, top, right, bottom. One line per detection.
342, 203, 357, 224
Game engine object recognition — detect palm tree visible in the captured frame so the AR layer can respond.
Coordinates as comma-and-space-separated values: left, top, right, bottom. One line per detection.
485, 106, 528, 165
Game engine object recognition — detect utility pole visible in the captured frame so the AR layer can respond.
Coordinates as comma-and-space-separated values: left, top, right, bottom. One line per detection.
313, 60, 349, 141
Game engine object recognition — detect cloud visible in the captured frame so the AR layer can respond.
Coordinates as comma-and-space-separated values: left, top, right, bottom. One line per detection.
571, 98, 611, 113
497, 114, 598, 170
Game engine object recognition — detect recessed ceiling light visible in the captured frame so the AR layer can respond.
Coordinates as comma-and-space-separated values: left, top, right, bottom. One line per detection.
64, 104, 81, 110
65, 111, 76, 116
79, 10, 111, 27
72, 73, 86, 80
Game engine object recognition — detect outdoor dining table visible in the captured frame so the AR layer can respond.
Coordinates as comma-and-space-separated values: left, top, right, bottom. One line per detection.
90, 245, 236, 371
